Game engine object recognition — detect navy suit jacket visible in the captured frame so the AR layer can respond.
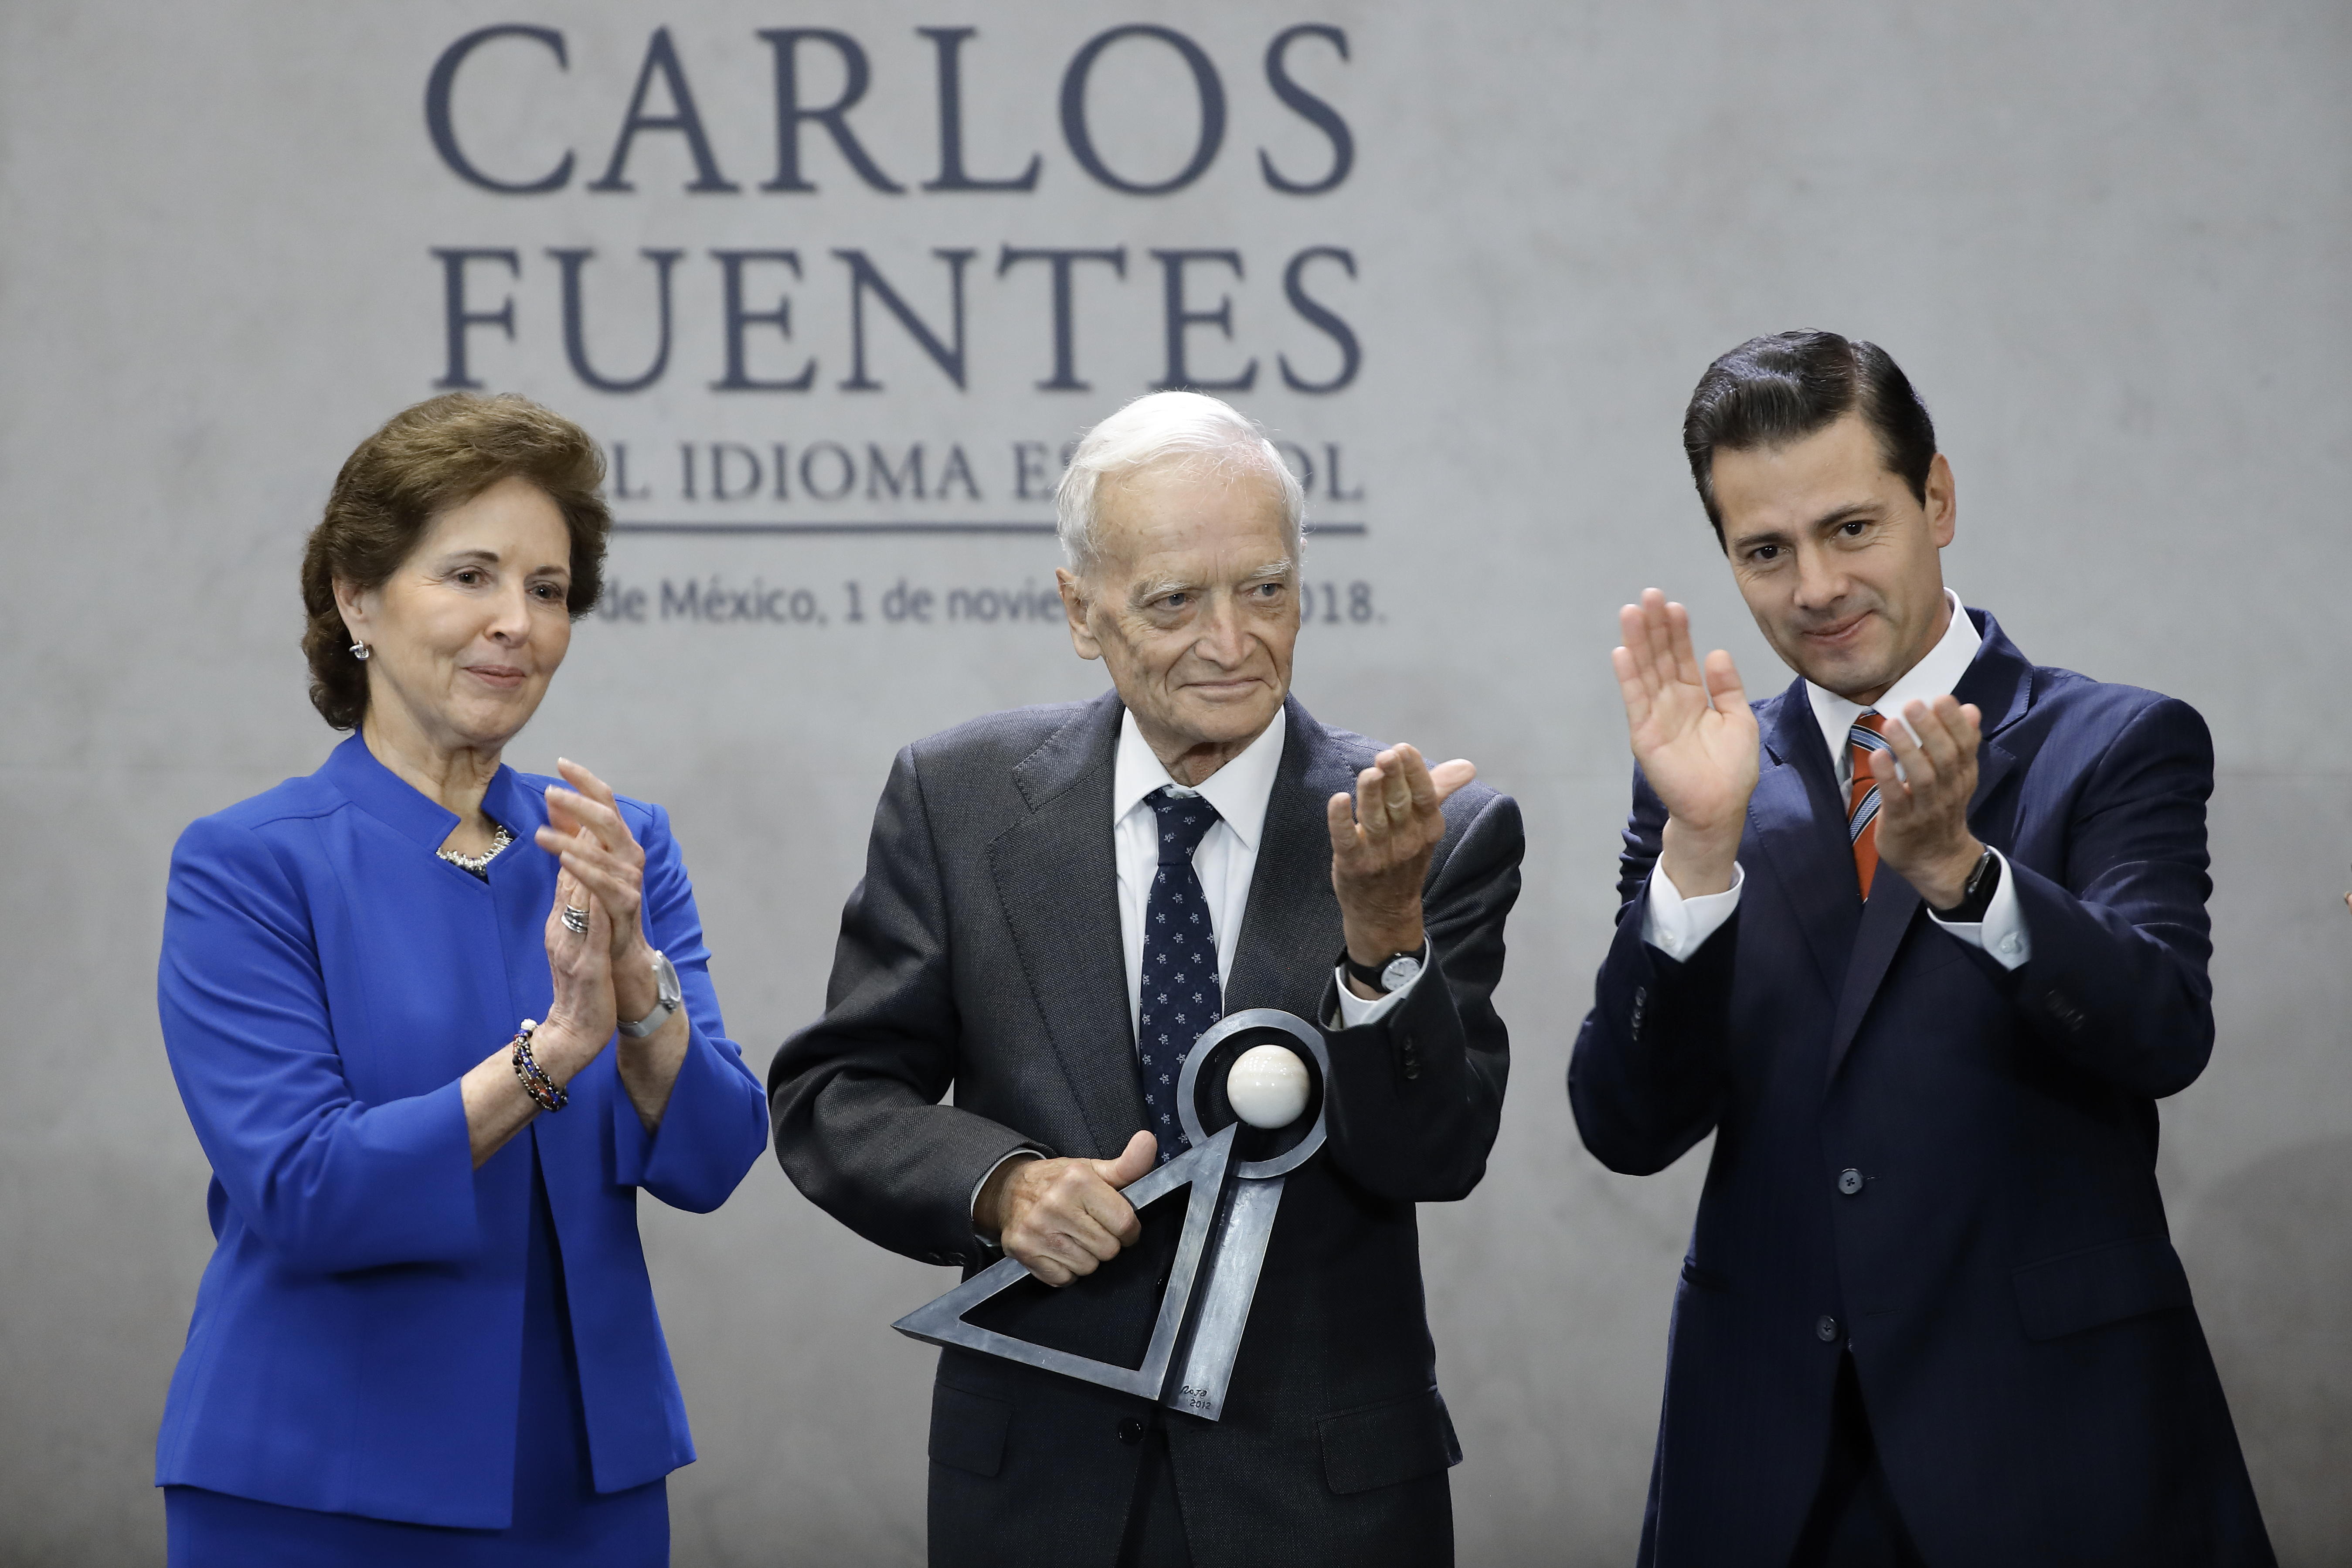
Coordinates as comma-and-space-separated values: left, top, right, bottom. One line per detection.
1570, 611, 2273, 1567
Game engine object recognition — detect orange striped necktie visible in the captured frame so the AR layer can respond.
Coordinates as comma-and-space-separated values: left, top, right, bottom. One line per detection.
1847, 712, 1890, 898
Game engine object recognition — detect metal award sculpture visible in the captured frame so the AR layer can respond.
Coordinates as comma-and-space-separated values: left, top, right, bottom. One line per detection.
892, 1008, 1329, 1422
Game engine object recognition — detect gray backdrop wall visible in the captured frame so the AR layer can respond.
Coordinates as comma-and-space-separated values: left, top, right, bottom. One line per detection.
4, 2, 2348, 1564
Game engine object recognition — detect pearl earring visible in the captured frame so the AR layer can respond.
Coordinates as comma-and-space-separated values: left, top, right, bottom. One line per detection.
350, 642, 370, 661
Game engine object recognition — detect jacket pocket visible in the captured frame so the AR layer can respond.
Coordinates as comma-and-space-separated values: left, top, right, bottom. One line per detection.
929, 1381, 1013, 1478
1317, 1386, 1463, 1496
2012, 1234, 2193, 1341
1680, 1258, 1730, 1293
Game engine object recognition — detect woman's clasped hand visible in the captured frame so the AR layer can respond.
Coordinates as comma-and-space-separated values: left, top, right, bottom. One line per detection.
537, 757, 693, 1131
515, 786, 616, 1111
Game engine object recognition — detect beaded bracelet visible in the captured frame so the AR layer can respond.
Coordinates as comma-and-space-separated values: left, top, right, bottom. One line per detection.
510, 1019, 568, 1113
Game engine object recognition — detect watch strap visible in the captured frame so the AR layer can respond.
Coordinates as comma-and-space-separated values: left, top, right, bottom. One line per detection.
616, 950, 682, 1038
1936, 848, 2002, 924
1342, 941, 1427, 996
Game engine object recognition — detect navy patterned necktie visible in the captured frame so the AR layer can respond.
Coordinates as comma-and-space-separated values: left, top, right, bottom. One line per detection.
1137, 787, 1226, 1166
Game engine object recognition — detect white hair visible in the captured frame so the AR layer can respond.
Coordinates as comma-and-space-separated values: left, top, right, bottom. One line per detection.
1054, 391, 1306, 577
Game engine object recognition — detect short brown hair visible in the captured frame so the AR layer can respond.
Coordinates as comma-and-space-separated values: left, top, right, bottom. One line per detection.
300, 394, 610, 729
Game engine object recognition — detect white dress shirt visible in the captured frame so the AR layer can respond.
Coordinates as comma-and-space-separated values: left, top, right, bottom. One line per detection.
1644, 590, 2030, 970
971, 703, 1415, 1241
1112, 705, 1414, 1033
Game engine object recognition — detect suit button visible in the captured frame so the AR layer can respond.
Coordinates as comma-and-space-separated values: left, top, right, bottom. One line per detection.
1402, 1057, 1421, 1080
1816, 1315, 1840, 1343
1837, 1168, 1864, 1197
1117, 1418, 1146, 1446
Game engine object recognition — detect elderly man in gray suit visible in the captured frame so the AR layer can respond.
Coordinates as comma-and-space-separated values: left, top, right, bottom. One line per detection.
771, 390, 1523, 1568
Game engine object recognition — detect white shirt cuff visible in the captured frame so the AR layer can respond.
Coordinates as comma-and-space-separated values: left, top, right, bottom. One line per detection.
1641, 861, 1744, 961
1925, 849, 2031, 970
1329, 944, 1428, 1028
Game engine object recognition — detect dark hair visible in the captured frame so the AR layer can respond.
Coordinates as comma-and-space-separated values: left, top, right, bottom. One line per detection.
1682, 331, 1937, 546
299, 393, 610, 729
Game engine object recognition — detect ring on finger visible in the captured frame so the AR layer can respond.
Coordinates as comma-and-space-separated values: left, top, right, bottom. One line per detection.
562, 904, 590, 935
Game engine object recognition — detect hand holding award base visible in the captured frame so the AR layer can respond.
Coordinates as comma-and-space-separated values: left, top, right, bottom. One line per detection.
893, 1010, 1330, 1422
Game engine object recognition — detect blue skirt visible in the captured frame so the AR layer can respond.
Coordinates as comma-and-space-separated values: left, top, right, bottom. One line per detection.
166, 1132, 669, 1567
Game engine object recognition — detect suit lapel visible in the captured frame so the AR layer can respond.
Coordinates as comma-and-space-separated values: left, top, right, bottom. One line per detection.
1824, 875, 1923, 1080
989, 691, 1146, 1153
1749, 683, 1861, 997
1824, 610, 2038, 1080
1956, 611, 2032, 823
1226, 697, 1351, 1015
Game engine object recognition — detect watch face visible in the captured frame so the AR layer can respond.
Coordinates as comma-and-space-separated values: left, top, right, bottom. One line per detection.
1381, 955, 1423, 991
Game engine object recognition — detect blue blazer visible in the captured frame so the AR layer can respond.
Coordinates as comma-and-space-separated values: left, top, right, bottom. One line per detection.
154, 735, 768, 1528
1570, 612, 2272, 1567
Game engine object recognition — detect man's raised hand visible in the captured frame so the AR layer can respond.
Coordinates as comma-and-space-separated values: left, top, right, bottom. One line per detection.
1612, 589, 1758, 896
1870, 695, 1987, 909
1326, 743, 1475, 983
976, 1130, 1158, 1287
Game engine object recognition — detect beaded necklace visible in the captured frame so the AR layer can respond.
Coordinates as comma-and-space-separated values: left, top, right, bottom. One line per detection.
436, 821, 513, 878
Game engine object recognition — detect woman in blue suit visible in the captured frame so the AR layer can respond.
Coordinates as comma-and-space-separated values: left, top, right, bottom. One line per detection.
155, 393, 771, 1565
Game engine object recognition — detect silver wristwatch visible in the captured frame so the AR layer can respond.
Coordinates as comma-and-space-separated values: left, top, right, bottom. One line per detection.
617, 950, 683, 1038
1376, 950, 1425, 993
1343, 942, 1427, 996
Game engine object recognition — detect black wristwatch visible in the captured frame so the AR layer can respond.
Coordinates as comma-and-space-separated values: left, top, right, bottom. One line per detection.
1934, 847, 2002, 923
1342, 941, 1427, 996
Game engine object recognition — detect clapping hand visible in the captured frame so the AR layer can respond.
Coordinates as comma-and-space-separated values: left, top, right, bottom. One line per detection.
538, 760, 648, 962
535, 857, 616, 1072
534, 758, 692, 1130
462, 854, 616, 1167
1611, 589, 1757, 896
538, 759, 666, 1026
1326, 744, 1476, 990
1869, 697, 1987, 909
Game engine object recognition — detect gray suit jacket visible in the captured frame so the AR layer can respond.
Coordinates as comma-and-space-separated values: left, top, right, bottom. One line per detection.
771, 691, 1523, 1568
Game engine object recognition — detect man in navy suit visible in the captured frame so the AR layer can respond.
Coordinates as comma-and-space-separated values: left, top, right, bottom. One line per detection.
1571, 332, 2274, 1566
